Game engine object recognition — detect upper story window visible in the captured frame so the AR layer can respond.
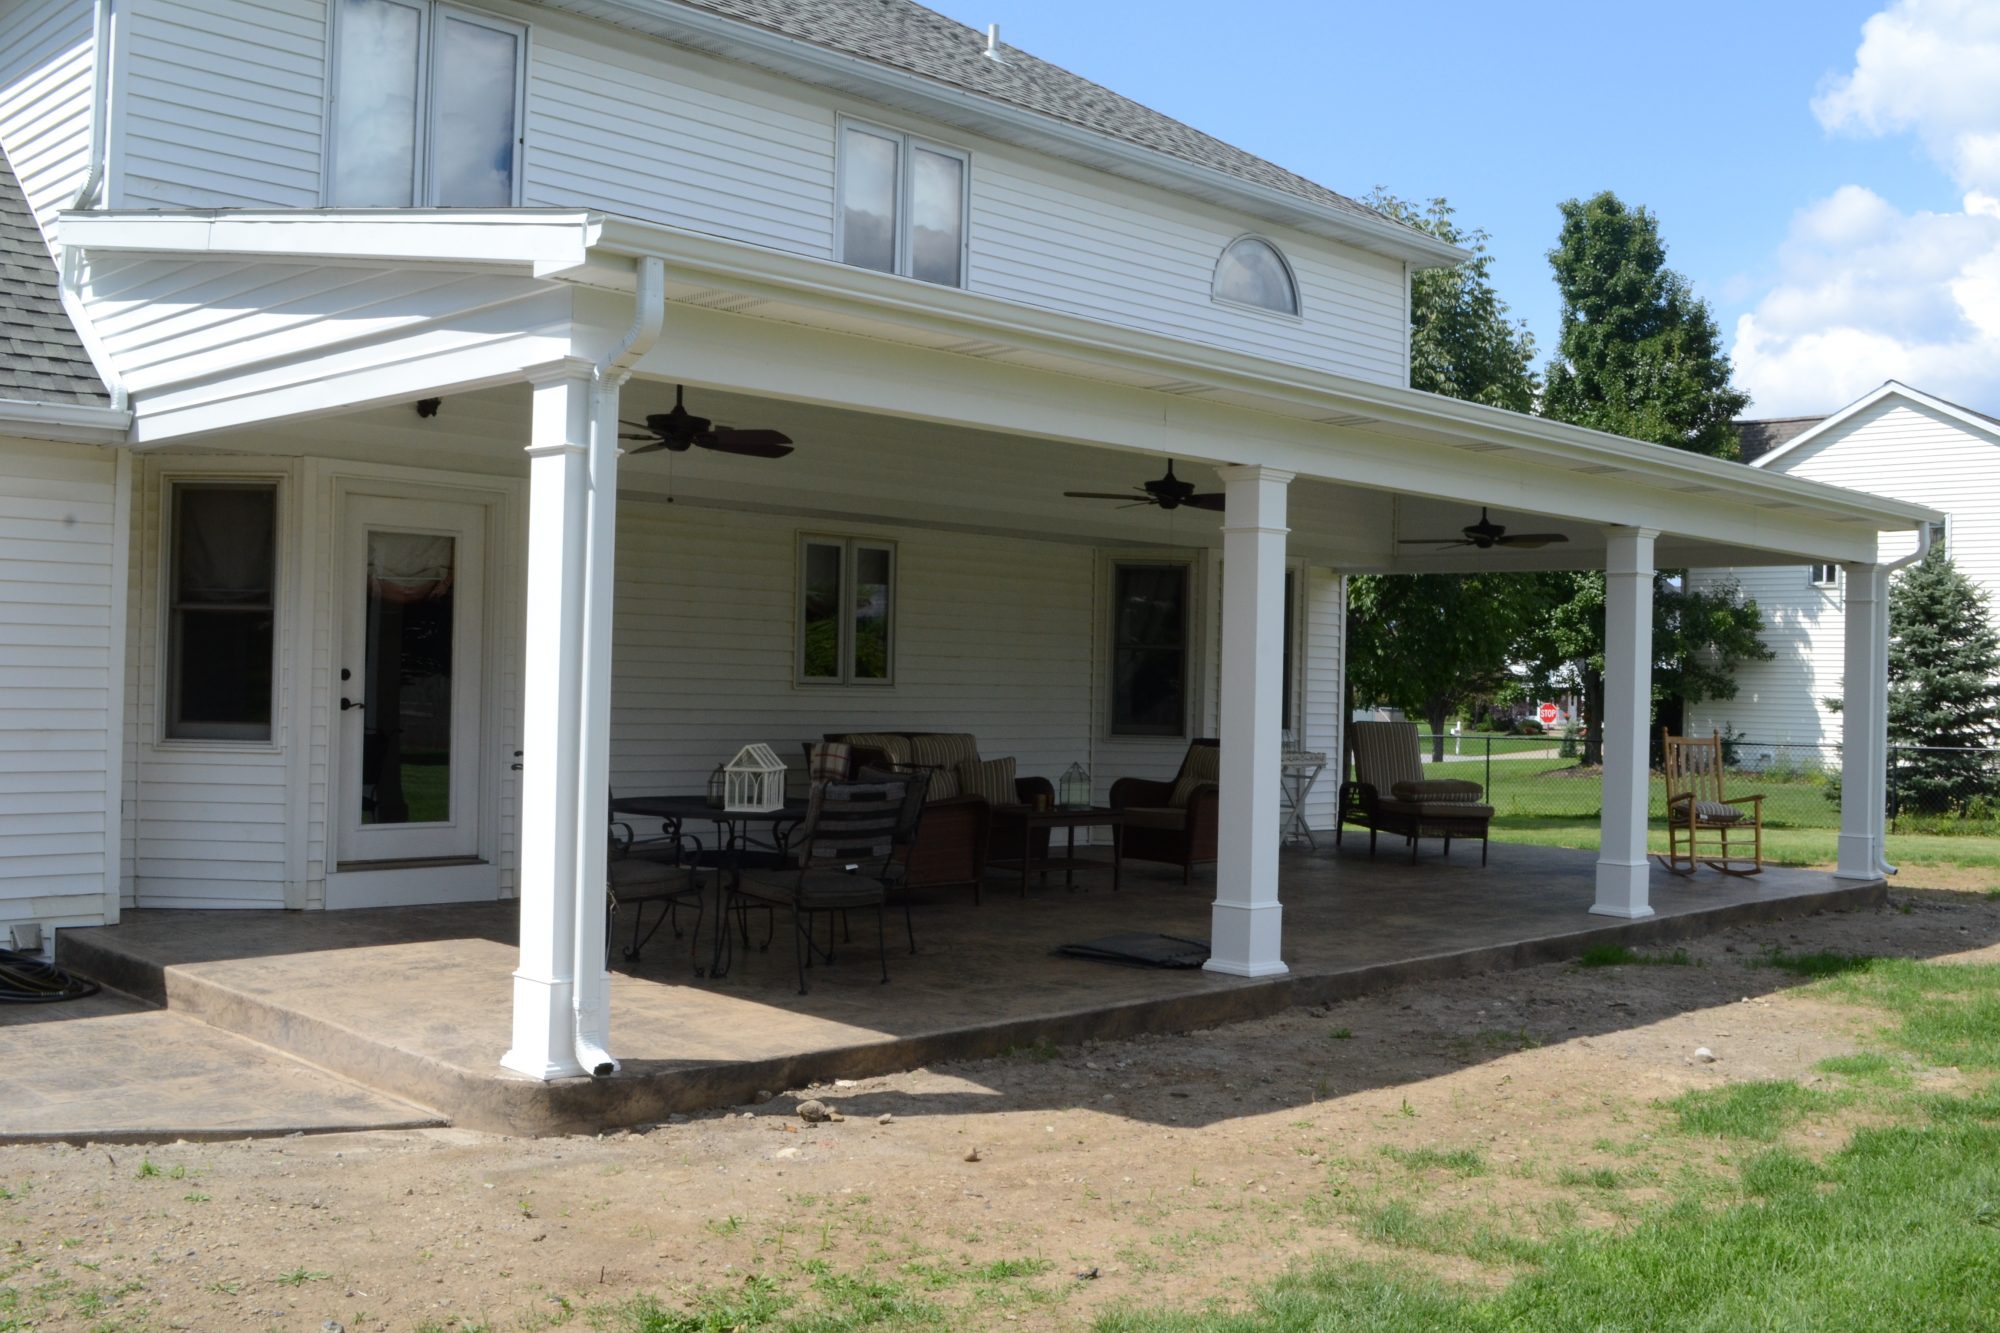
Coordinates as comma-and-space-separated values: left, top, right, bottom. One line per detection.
329, 0, 526, 207
1212, 236, 1299, 316
798, 535, 896, 685
837, 121, 968, 287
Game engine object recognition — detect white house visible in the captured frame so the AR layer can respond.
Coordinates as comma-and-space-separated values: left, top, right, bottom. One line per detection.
0, 0, 1938, 1082
1688, 381, 1991, 753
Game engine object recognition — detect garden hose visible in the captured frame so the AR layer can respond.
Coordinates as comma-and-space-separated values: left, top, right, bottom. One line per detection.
0, 947, 100, 1003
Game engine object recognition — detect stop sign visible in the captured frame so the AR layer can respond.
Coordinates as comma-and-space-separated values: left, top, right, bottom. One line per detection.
1538, 702, 1559, 726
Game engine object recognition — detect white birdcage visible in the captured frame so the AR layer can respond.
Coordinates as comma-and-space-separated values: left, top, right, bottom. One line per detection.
723, 744, 787, 812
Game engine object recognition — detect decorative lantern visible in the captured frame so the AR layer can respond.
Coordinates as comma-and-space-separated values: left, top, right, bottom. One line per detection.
706, 764, 727, 808
1058, 762, 1092, 810
723, 744, 787, 813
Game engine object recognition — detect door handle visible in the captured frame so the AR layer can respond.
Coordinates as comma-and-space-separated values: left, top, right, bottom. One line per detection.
341, 696, 365, 712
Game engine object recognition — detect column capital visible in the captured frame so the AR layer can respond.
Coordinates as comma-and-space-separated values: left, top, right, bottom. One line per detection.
1841, 562, 1886, 603
522, 356, 600, 387
1214, 464, 1296, 488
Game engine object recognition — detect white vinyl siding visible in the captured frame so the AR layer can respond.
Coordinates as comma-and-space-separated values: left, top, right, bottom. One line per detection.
0, 0, 96, 237
0, 439, 118, 930
118, 0, 326, 208
1689, 395, 2000, 750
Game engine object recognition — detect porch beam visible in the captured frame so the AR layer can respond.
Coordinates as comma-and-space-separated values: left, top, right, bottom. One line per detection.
1837, 563, 1890, 879
1592, 526, 1658, 919
1206, 464, 1293, 978
503, 367, 596, 1081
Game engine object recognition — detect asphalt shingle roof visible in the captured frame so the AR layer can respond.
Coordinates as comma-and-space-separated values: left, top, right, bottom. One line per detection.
0, 147, 108, 407
1736, 416, 1824, 465
671, 0, 1386, 225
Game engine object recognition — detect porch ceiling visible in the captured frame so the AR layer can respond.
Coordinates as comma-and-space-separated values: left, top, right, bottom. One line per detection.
196, 382, 1872, 572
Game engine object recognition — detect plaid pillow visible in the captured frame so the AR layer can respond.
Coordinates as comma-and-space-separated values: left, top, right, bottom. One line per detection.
806, 741, 852, 783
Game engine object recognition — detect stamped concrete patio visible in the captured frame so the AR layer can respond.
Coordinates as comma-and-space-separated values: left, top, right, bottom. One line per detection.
49, 841, 1880, 1137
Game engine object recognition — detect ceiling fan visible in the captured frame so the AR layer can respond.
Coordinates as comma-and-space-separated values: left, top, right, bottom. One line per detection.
1400, 507, 1569, 551
619, 385, 795, 459
1065, 460, 1224, 512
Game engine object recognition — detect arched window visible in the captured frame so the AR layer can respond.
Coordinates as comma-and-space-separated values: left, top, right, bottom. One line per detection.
1212, 237, 1299, 316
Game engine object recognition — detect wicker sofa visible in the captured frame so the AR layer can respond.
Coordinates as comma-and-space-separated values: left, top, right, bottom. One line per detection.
824, 732, 1052, 902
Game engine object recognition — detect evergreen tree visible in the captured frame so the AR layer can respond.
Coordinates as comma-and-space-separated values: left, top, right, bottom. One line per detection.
1543, 191, 1748, 458
1887, 549, 2000, 813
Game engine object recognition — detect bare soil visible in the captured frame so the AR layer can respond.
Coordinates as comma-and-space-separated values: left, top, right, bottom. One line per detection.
7, 870, 2000, 1332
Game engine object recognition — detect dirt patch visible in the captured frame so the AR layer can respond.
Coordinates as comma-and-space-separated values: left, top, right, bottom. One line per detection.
6, 888, 2000, 1331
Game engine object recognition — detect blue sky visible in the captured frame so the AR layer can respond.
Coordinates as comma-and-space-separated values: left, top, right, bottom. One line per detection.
928, 0, 2000, 418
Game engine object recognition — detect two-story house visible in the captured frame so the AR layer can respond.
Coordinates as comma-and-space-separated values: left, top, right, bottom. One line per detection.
0, 0, 1937, 1081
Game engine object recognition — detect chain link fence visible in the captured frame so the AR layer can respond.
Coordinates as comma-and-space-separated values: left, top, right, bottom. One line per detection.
1402, 734, 2000, 834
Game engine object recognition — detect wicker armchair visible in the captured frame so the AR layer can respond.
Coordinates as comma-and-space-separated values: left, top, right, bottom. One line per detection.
1108, 739, 1219, 883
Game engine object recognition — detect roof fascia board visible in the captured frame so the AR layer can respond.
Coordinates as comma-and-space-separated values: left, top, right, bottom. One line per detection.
1753, 379, 2000, 470
570, 0, 1467, 269
591, 217, 1939, 531
0, 397, 133, 444
58, 209, 605, 274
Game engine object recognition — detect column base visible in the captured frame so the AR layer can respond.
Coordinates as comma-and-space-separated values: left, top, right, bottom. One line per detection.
1204, 900, 1288, 977
1591, 859, 1654, 919
1834, 833, 1882, 880
502, 971, 585, 1081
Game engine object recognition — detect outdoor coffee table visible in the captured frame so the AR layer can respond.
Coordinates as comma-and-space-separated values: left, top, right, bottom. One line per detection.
988, 805, 1125, 897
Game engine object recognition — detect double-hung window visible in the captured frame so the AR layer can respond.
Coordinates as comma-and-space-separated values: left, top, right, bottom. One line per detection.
798, 536, 896, 685
1109, 562, 1190, 738
329, 0, 527, 207
837, 121, 968, 287
166, 482, 279, 743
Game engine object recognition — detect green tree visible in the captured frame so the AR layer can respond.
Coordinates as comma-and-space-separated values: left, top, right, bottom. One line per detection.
1348, 195, 1543, 757
1368, 191, 1539, 411
1348, 574, 1550, 761
1886, 549, 2000, 814
1542, 191, 1748, 457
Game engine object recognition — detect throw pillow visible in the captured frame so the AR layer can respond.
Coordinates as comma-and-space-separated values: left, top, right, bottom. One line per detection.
805, 741, 852, 783
957, 756, 1018, 807
1168, 743, 1220, 808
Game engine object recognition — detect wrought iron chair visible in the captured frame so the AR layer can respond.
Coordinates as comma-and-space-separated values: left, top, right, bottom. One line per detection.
728, 778, 909, 994
1658, 729, 1765, 876
606, 814, 705, 965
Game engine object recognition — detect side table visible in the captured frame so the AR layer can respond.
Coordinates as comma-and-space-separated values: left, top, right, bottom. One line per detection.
989, 805, 1125, 896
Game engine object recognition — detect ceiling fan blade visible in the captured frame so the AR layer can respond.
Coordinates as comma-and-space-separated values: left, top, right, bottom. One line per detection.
1398, 537, 1470, 546
618, 420, 653, 431
1184, 493, 1226, 512
1495, 534, 1570, 548
623, 439, 666, 455
1063, 491, 1146, 501
699, 428, 795, 459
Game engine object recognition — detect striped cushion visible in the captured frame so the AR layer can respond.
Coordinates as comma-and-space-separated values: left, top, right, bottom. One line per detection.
1695, 800, 1746, 823
799, 780, 906, 866
1351, 721, 1424, 792
837, 733, 911, 766
1391, 779, 1484, 804
908, 734, 978, 801
1168, 743, 1220, 808
957, 755, 1017, 806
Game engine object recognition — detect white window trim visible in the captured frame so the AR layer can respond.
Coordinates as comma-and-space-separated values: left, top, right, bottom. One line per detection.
1211, 233, 1304, 321
322, 0, 529, 208
1807, 563, 1840, 589
795, 533, 898, 687
834, 115, 971, 287
1101, 554, 1199, 742
156, 471, 288, 752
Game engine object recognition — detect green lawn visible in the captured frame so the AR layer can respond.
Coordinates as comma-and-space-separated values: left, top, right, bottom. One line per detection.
1099, 954, 2000, 1333
1486, 817, 2000, 870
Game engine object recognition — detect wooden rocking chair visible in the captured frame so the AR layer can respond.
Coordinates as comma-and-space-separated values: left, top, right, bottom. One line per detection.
1658, 729, 1765, 877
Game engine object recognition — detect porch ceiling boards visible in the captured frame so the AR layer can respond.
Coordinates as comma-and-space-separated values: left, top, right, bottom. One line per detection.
55, 845, 1882, 1136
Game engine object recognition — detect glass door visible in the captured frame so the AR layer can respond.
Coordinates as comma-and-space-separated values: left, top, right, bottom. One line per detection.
339, 495, 485, 864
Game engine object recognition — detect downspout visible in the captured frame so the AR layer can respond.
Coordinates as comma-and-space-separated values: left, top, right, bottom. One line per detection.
570, 256, 665, 1077
1873, 521, 1936, 878
70, 0, 113, 212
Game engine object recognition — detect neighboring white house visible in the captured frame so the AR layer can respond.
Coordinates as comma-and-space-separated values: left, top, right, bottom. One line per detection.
1688, 381, 1991, 754
0, 0, 1937, 1080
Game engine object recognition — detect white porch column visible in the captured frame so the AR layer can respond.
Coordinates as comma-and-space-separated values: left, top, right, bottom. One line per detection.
1593, 526, 1658, 919
1837, 563, 1890, 879
1206, 465, 1293, 978
504, 367, 595, 1080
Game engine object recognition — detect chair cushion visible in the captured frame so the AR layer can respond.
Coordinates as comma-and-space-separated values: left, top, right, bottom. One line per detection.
838, 733, 911, 766
1350, 721, 1424, 791
1695, 800, 1746, 823
1121, 806, 1186, 831
1169, 744, 1220, 808
1377, 799, 1495, 820
1391, 779, 1485, 803
958, 755, 1017, 806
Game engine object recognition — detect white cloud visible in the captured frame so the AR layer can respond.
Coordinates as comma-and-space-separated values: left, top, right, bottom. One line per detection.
1733, 1, 2000, 416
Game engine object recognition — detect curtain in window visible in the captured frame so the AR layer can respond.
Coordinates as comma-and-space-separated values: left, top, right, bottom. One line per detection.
177, 488, 275, 604
368, 532, 456, 604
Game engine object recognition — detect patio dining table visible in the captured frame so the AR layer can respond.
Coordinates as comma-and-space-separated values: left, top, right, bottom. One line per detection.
610, 794, 808, 977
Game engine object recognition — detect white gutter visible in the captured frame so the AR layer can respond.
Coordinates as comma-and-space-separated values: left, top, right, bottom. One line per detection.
569, 255, 666, 1078
0, 397, 131, 443
1874, 521, 1938, 878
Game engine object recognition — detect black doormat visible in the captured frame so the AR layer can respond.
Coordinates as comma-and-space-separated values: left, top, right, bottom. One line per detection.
1055, 933, 1211, 969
